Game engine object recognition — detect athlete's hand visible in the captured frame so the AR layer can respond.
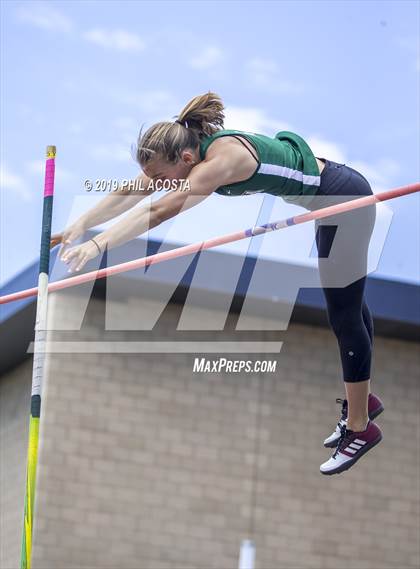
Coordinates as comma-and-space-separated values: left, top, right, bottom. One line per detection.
60, 240, 100, 273
50, 221, 86, 258
50, 233, 64, 249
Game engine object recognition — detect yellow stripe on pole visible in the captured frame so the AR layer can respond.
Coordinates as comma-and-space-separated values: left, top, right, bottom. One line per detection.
22, 417, 40, 569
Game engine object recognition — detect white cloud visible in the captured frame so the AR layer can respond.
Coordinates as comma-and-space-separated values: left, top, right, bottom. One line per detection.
16, 2, 73, 33
83, 28, 145, 53
0, 164, 32, 202
305, 136, 347, 163
224, 105, 291, 135
189, 46, 225, 70
306, 135, 402, 192
245, 57, 304, 94
307, 136, 400, 192
108, 89, 178, 121
89, 143, 132, 163
346, 159, 400, 193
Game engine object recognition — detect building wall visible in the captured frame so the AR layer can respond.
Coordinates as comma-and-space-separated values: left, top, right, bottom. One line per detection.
0, 357, 32, 569
1, 291, 419, 569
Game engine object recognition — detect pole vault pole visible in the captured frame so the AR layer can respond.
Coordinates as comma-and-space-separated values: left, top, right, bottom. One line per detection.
1, 182, 419, 306
20, 146, 56, 569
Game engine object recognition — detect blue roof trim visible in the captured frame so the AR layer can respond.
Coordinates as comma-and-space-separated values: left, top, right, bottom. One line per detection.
1, 233, 419, 327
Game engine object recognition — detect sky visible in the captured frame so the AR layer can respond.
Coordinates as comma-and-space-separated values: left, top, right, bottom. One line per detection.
1, 0, 419, 287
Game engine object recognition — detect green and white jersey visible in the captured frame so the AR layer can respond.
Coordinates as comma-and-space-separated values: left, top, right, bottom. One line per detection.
199, 129, 321, 205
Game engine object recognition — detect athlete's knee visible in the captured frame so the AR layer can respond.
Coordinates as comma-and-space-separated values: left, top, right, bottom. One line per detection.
327, 306, 362, 339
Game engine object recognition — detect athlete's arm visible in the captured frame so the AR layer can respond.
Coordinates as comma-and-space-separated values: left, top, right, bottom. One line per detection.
60, 156, 236, 272
91, 156, 234, 253
51, 173, 155, 254
76, 173, 156, 228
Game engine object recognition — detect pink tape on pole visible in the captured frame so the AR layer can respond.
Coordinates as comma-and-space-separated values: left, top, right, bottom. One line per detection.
1, 181, 419, 305
44, 158, 55, 197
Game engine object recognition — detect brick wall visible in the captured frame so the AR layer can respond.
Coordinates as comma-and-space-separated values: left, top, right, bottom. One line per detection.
1, 291, 419, 569
0, 358, 32, 569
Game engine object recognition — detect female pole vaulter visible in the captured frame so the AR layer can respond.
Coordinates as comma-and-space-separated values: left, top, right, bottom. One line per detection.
53, 92, 384, 475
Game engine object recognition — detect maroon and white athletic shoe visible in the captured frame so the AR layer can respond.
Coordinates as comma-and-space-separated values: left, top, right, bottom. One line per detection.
323, 393, 384, 448
320, 420, 383, 475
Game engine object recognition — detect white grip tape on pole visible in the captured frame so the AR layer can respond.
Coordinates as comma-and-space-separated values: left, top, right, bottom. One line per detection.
31, 272, 49, 397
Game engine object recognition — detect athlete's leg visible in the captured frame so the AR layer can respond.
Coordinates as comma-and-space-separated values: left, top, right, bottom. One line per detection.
362, 300, 374, 345
316, 204, 375, 435
321, 276, 373, 384
347, 292, 374, 431
315, 213, 374, 385
315, 163, 382, 473
344, 379, 370, 432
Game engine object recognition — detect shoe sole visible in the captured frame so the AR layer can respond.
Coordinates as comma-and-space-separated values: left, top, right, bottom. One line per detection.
323, 403, 384, 449
320, 433, 383, 476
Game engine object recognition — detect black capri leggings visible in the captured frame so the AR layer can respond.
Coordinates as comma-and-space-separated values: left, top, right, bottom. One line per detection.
307, 159, 377, 383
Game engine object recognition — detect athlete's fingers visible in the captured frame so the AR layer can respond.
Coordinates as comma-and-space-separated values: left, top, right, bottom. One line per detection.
68, 254, 82, 273
61, 247, 79, 263
74, 254, 88, 272
50, 234, 63, 249
59, 239, 73, 259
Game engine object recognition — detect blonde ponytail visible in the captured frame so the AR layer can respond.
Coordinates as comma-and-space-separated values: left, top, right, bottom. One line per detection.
135, 91, 225, 167
176, 91, 225, 137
